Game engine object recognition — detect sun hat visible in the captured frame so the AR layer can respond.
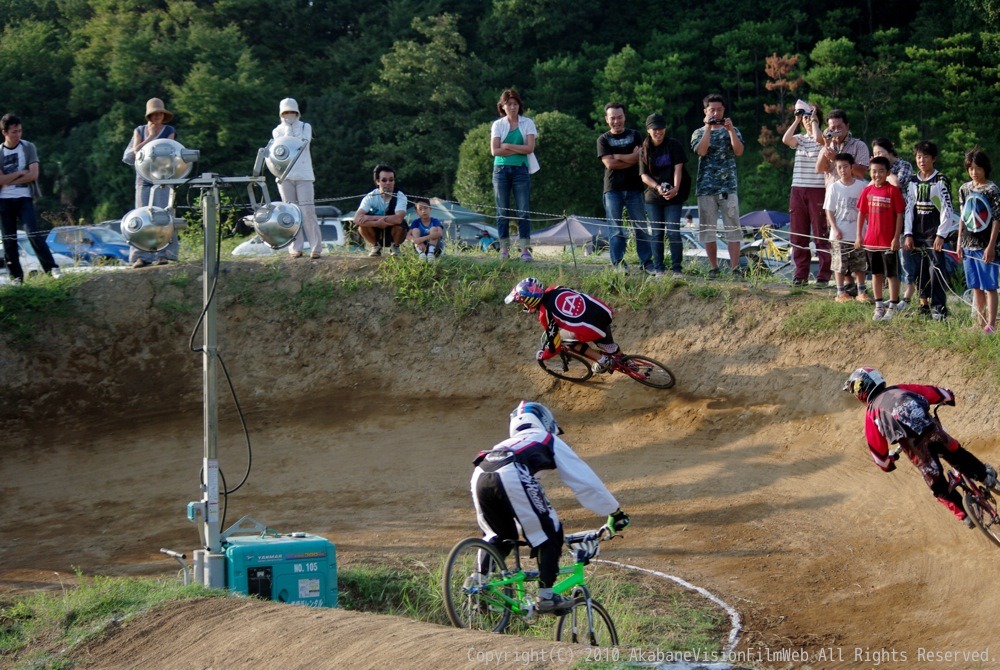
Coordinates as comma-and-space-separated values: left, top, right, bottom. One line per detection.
144, 98, 173, 123
279, 98, 300, 115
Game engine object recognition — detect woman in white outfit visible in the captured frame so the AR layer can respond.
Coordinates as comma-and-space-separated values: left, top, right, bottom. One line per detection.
272, 98, 321, 258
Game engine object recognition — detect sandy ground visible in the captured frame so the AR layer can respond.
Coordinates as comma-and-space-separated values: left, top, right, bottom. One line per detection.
1, 257, 999, 669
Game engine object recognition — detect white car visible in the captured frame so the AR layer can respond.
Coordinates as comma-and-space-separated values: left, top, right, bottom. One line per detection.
0, 231, 76, 282
232, 206, 348, 257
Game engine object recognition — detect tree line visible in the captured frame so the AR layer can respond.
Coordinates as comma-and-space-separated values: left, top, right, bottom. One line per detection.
2, 0, 998, 226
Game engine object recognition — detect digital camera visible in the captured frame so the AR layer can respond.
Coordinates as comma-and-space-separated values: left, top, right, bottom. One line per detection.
794, 109, 812, 117
824, 129, 839, 140
707, 117, 724, 125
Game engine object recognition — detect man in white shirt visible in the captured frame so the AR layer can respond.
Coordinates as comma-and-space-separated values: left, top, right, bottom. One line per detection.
354, 164, 408, 257
1, 113, 57, 282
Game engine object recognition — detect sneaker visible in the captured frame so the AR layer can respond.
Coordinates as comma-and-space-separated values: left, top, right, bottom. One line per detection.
592, 355, 613, 374
708, 267, 721, 279
812, 279, 830, 289
520, 249, 533, 262
419, 252, 430, 262
156, 257, 169, 265
792, 278, 807, 287
500, 249, 510, 260
642, 265, 658, 276
856, 292, 871, 304
368, 246, 382, 257
983, 465, 998, 490
310, 252, 322, 259
289, 251, 303, 258
873, 303, 887, 321
963, 516, 975, 529
881, 304, 896, 321
843, 282, 858, 297
835, 293, 852, 303
672, 271, 684, 279
918, 304, 931, 317
895, 299, 909, 311
612, 263, 628, 274
535, 593, 573, 614
463, 572, 485, 589
132, 259, 150, 269
389, 245, 401, 256
930, 306, 946, 321
653, 271, 665, 279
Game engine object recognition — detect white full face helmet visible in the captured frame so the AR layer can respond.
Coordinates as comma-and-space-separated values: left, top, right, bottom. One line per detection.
509, 400, 563, 437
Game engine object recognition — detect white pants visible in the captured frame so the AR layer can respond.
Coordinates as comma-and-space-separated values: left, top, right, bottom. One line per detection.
277, 180, 321, 256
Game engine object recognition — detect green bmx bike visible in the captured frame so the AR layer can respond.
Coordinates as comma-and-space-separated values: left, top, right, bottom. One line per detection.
442, 524, 620, 646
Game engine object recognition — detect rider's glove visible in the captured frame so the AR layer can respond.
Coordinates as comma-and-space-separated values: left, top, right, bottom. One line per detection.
608, 508, 630, 532
537, 348, 556, 362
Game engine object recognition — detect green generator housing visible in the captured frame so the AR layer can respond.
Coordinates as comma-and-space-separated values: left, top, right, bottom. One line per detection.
224, 531, 337, 607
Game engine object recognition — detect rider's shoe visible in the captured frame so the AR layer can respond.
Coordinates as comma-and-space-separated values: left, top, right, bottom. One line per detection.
463, 572, 485, 589
983, 465, 998, 490
535, 593, 573, 614
963, 515, 975, 529
592, 355, 613, 374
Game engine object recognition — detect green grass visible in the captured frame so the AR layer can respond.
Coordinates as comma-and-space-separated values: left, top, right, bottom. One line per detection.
0, 273, 89, 342
1, 558, 732, 668
0, 571, 220, 669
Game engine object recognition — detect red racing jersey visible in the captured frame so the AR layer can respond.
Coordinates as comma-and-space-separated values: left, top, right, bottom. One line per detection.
537, 286, 614, 344
864, 384, 955, 471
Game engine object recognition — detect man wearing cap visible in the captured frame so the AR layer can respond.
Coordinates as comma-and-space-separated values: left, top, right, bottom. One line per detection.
597, 102, 653, 273
272, 98, 321, 259
1, 112, 58, 282
127, 98, 177, 267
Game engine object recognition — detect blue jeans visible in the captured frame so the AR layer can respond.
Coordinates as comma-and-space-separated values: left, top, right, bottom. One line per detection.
0, 197, 57, 280
492, 165, 531, 241
603, 189, 651, 269
644, 201, 683, 273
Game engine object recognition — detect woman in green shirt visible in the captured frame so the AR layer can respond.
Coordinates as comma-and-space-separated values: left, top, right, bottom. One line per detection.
491, 89, 538, 261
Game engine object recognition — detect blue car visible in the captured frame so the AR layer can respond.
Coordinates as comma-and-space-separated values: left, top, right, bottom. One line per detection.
46, 226, 131, 265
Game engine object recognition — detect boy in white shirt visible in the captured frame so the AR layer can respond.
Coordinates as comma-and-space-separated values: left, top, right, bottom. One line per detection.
824, 153, 869, 302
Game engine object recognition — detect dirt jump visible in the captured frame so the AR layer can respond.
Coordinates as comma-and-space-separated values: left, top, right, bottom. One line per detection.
1, 258, 997, 669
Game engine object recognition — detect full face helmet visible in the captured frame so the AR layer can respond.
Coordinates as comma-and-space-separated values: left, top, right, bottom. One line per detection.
504, 277, 544, 311
843, 367, 887, 403
509, 400, 563, 437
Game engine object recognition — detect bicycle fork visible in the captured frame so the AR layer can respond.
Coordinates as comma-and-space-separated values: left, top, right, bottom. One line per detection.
563, 586, 596, 644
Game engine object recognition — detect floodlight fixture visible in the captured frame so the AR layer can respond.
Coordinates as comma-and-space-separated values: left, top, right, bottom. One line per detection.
135, 139, 200, 182
253, 135, 307, 183
120, 205, 188, 252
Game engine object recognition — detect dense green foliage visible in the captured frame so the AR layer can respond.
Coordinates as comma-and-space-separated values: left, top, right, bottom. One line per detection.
3, 0, 998, 226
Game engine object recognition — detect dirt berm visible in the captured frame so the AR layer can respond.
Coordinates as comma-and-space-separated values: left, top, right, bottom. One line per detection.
1, 257, 997, 669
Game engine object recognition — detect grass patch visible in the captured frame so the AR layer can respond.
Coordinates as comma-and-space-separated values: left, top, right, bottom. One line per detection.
0, 273, 89, 342
0, 571, 219, 669
2, 558, 730, 669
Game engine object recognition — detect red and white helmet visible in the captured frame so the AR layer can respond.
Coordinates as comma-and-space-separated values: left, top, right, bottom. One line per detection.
504, 277, 544, 311
843, 367, 887, 403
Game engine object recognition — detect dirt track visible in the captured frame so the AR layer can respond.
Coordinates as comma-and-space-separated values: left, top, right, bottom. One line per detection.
2, 258, 998, 669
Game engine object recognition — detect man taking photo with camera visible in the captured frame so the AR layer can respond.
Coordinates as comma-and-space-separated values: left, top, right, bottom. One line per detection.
691, 93, 744, 278
815, 109, 870, 184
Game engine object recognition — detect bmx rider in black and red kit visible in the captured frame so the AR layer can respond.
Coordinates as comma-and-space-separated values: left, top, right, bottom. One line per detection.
845, 366, 998, 528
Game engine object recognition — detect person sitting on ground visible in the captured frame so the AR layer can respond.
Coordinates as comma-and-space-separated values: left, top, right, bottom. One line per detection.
354, 164, 408, 257
504, 277, 619, 374
471, 401, 630, 613
406, 196, 444, 261
844, 367, 998, 528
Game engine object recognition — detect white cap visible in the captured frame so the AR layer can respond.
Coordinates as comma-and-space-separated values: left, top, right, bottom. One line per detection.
279, 98, 300, 115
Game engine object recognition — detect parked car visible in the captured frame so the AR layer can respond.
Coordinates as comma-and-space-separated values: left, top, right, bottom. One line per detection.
232, 205, 348, 257
46, 226, 130, 264
0, 231, 76, 281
